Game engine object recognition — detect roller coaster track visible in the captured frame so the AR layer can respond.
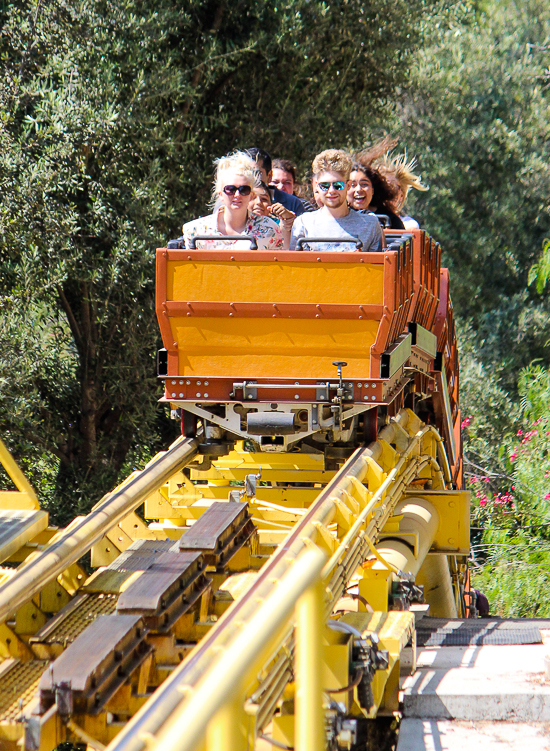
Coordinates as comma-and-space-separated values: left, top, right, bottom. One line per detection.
0, 408, 468, 751
9, 229, 544, 750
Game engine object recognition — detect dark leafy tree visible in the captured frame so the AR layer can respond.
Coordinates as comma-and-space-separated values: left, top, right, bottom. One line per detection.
0, 0, 434, 520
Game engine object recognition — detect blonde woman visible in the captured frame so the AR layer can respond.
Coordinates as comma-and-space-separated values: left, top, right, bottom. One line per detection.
183, 151, 283, 250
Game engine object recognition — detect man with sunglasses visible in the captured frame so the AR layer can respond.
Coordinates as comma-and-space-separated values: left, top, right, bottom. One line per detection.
289, 149, 383, 252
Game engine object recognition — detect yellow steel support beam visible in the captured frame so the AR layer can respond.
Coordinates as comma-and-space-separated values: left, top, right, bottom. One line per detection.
105, 409, 460, 751
0, 437, 38, 508
0, 436, 198, 626
295, 579, 326, 751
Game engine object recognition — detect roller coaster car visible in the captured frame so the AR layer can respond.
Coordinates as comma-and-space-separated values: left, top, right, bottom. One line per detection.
156, 229, 462, 485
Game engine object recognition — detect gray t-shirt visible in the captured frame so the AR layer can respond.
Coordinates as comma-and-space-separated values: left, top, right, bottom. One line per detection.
289, 208, 383, 252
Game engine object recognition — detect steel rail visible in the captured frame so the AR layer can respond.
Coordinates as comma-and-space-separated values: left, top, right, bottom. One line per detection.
106, 409, 435, 751
0, 435, 198, 624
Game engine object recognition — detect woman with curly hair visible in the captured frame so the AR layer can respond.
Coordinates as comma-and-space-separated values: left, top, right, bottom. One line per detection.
347, 161, 405, 229
346, 136, 404, 229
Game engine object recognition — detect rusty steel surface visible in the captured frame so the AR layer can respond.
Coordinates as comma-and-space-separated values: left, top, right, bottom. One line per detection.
116, 550, 210, 631
178, 501, 248, 551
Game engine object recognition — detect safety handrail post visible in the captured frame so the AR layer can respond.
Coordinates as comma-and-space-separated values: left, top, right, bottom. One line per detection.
296, 578, 326, 751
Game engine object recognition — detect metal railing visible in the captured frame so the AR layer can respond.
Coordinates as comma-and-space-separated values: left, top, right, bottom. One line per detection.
151, 547, 326, 751
0, 435, 198, 623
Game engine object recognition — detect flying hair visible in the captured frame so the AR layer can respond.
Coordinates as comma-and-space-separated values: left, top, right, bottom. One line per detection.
378, 152, 429, 203
354, 135, 399, 168
312, 149, 353, 180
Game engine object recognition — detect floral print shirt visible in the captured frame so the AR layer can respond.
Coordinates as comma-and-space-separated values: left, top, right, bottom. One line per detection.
183, 209, 283, 250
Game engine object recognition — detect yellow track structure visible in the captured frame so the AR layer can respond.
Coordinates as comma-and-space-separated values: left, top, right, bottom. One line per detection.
0, 409, 469, 751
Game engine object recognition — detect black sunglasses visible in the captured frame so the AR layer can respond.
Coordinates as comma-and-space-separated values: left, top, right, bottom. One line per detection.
223, 185, 252, 196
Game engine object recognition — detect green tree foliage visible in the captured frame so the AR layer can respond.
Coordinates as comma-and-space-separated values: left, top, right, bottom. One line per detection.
383, 1, 550, 615
390, 0, 550, 390
0, 0, 433, 520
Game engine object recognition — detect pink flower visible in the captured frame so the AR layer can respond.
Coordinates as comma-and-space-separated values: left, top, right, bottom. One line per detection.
480, 499, 487, 507
483, 477, 490, 483
545, 493, 550, 501
510, 451, 518, 463
461, 416, 472, 429
517, 429, 523, 437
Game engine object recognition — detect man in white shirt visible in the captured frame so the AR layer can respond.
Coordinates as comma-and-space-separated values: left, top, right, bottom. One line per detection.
290, 149, 384, 252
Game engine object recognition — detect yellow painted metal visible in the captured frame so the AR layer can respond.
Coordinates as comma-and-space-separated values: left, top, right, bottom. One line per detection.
416, 554, 458, 618
402, 490, 470, 554
0, 622, 33, 660
172, 317, 380, 378
145, 548, 326, 751
0, 437, 39, 507
167, 258, 385, 306
0, 491, 39, 510
0, 435, 198, 626
105, 409, 463, 751
295, 579, 326, 751
323, 630, 353, 713
0, 408, 467, 751
145, 480, 319, 520
369, 496, 440, 579
0, 509, 49, 564
359, 569, 393, 612
189, 444, 335, 484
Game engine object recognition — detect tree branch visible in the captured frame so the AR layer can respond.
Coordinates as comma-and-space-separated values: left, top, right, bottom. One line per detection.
57, 285, 84, 352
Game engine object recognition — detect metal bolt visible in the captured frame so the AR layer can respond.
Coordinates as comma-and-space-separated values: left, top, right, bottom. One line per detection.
186, 380, 191, 385
364, 395, 369, 400
171, 380, 176, 385
358, 382, 362, 387
371, 395, 376, 400
294, 394, 300, 399
372, 383, 376, 388
319, 395, 325, 400
248, 394, 254, 400
179, 380, 184, 385
348, 382, 353, 388
196, 392, 201, 397
179, 393, 184, 397
204, 381, 209, 386
171, 392, 176, 397
204, 393, 209, 398
197, 381, 201, 385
